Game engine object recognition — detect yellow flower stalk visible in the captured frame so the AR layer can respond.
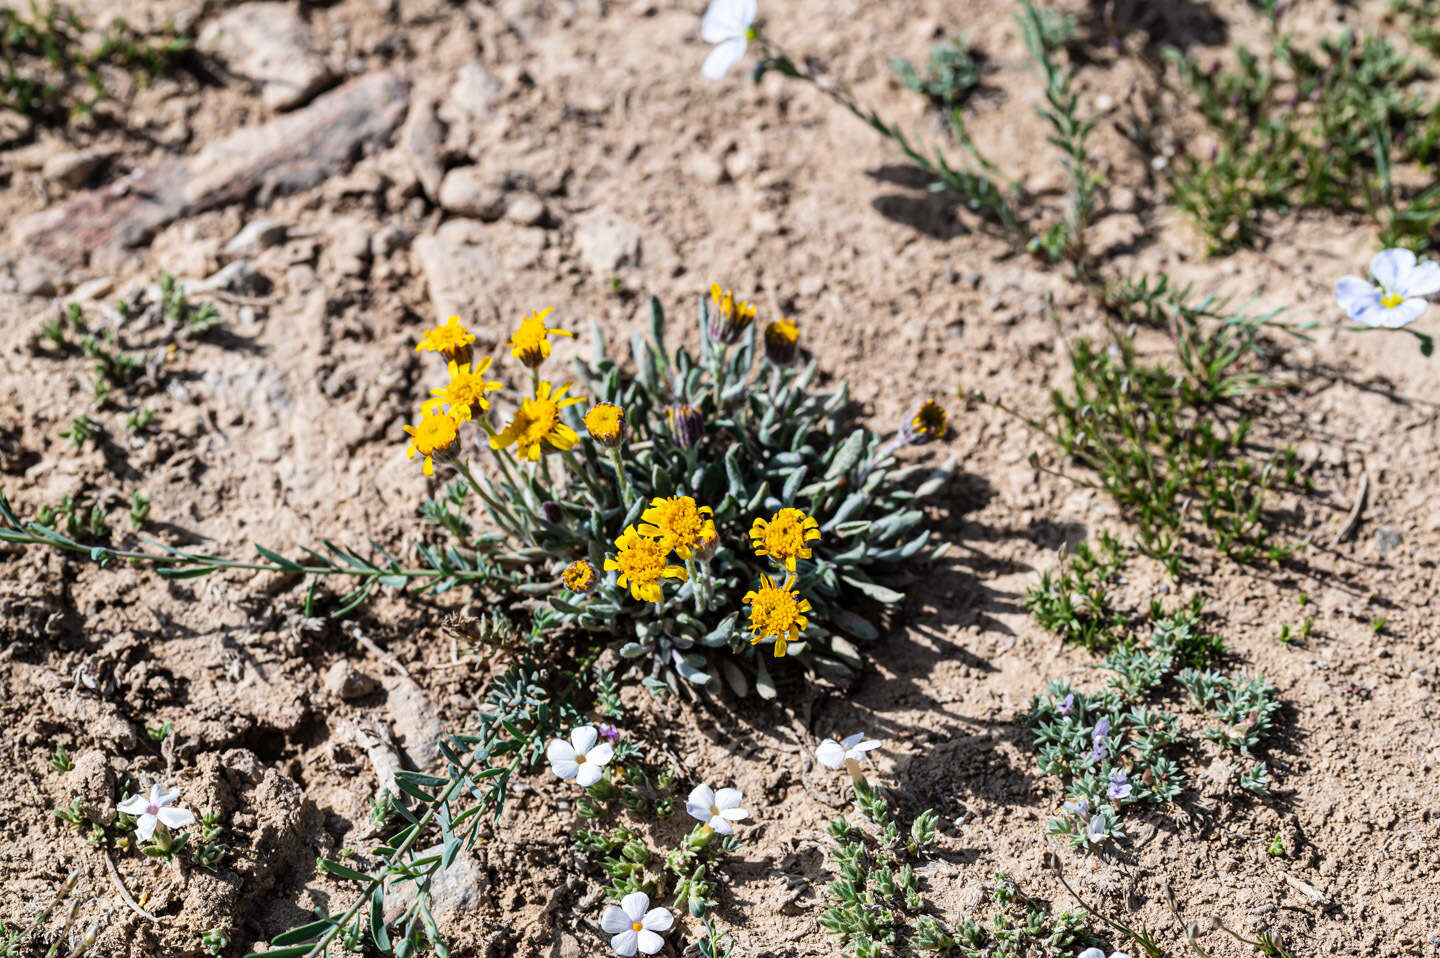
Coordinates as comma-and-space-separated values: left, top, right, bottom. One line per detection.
416, 315, 476, 366
639, 495, 716, 560
489, 380, 584, 461
707, 283, 757, 344
749, 507, 821, 572
507, 307, 573, 370
604, 526, 687, 603
562, 559, 597, 593
583, 402, 626, 447
422, 359, 502, 422
744, 574, 811, 657
403, 409, 463, 477
763, 317, 799, 366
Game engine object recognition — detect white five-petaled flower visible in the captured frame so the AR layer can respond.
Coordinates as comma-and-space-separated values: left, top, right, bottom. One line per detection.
600, 892, 674, 956
700, 0, 757, 80
815, 733, 881, 769
1335, 247, 1440, 329
546, 725, 614, 787
1077, 950, 1133, 958
115, 783, 195, 842
685, 784, 748, 834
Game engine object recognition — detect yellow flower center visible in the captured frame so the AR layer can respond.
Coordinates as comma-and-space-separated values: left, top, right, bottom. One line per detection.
1381, 291, 1405, 309
584, 403, 624, 442
417, 316, 475, 355
508, 307, 571, 367
643, 497, 710, 554
516, 395, 562, 445
410, 414, 458, 454
614, 536, 669, 585
562, 560, 596, 591
748, 581, 804, 636
631, 921, 643, 932
760, 511, 808, 558
913, 399, 948, 438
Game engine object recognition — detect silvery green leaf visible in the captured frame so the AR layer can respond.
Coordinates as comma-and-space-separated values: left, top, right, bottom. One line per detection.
772, 450, 806, 467
649, 463, 673, 498
672, 649, 712, 687
743, 481, 769, 514
798, 361, 818, 389
825, 431, 866, 481
620, 642, 649, 659
642, 677, 669, 694
828, 635, 863, 668
699, 460, 725, 504
549, 597, 587, 615
720, 658, 749, 697
721, 380, 749, 402
590, 317, 607, 363
827, 492, 868, 527
928, 542, 951, 560
873, 510, 924, 541
632, 331, 657, 392
913, 459, 957, 498
842, 575, 905, 604
649, 295, 667, 359
797, 480, 838, 501
578, 615, 608, 631
514, 581, 556, 596
672, 613, 705, 636
830, 609, 880, 642
823, 380, 849, 413
834, 520, 871, 538
782, 466, 807, 503
899, 530, 932, 558
702, 611, 738, 647
724, 445, 745, 493
754, 656, 777, 699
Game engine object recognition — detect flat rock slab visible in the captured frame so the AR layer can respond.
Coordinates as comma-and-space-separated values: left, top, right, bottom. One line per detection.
199, 2, 333, 111
13, 71, 409, 268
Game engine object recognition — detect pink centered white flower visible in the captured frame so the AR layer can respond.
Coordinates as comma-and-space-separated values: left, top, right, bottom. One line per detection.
685, 784, 748, 834
600, 892, 673, 956
1335, 247, 1440, 329
546, 725, 614, 787
701, 0, 757, 80
815, 732, 880, 769
116, 783, 195, 841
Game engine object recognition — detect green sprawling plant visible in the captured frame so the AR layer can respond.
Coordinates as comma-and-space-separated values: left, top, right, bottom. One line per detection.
892, 35, 986, 111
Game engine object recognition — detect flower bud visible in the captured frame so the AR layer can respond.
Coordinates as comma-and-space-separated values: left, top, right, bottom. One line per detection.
764, 317, 799, 366
562, 559, 597, 593
667, 404, 705, 449
900, 398, 949, 444
583, 402, 627, 448
541, 501, 564, 524
705, 283, 757, 344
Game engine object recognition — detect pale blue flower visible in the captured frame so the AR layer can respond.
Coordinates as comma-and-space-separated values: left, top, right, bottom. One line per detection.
1336, 248, 1440, 329
701, 0, 757, 79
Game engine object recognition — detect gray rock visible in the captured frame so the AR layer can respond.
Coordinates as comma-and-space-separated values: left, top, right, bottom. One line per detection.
224, 218, 287, 257
386, 676, 444, 769
12, 255, 63, 296
449, 60, 502, 120
383, 843, 485, 922
199, 2, 333, 110
572, 207, 643, 278
438, 166, 506, 220
70, 750, 117, 825
371, 224, 414, 258
43, 146, 119, 188
193, 260, 272, 296
505, 192, 546, 226
323, 659, 379, 699
399, 96, 446, 201
1377, 526, 1402, 556
415, 234, 495, 326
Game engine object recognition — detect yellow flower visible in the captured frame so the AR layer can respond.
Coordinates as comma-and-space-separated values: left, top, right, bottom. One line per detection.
603, 525, 687, 603
416, 315, 476, 366
562, 559, 597, 593
906, 399, 948, 442
489, 380, 584, 461
403, 409, 463, 477
764, 317, 799, 365
744, 574, 811, 657
749, 507, 821, 572
584, 402, 626, 447
639, 495, 716, 560
421, 359, 502, 421
706, 283, 757, 344
507, 307, 573, 369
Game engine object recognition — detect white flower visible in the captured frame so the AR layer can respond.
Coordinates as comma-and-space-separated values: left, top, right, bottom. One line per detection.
815, 732, 881, 769
700, 0, 757, 80
1335, 247, 1440, 329
1077, 948, 1132, 958
546, 725, 614, 787
116, 783, 195, 841
685, 784, 748, 834
599, 892, 674, 956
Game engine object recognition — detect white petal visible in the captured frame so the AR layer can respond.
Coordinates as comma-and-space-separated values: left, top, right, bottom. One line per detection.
570, 726, 599, 755
1371, 247, 1416, 289
714, 787, 743, 810
702, 37, 747, 80
116, 794, 149, 816
685, 800, 713, 823
849, 739, 881, 756
585, 742, 614, 768
620, 891, 650, 922
550, 758, 580, 780
815, 740, 846, 769
135, 813, 158, 841
1398, 259, 1440, 297
1350, 302, 1393, 328
841, 732, 866, 748
151, 783, 179, 807
1377, 298, 1427, 329
1111, 953, 1134, 958
1335, 276, 1380, 317
600, 905, 632, 934
641, 907, 674, 932
576, 762, 605, 787
701, 0, 748, 42
719, 806, 748, 822
636, 930, 666, 955
547, 738, 577, 765
1077, 950, 1106, 958
708, 815, 734, 835
687, 784, 716, 809
610, 929, 639, 956
156, 806, 195, 829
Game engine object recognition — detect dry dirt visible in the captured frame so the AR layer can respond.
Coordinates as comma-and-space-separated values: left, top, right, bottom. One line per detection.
1, 0, 1437, 956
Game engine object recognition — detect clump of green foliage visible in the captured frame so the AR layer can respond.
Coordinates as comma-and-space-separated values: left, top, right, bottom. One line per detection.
1, 3, 190, 122
1025, 533, 1129, 651
892, 35, 986, 110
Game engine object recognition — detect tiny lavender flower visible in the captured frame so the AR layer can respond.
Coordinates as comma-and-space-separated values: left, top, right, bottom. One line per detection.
1091, 717, 1111, 760
1336, 247, 1440, 328
600, 892, 674, 956
598, 724, 621, 744
815, 733, 880, 769
1107, 768, 1132, 800
546, 725, 615, 788
685, 784, 748, 834
116, 783, 195, 841
1057, 692, 1075, 716
700, 0, 757, 79
1063, 797, 1090, 821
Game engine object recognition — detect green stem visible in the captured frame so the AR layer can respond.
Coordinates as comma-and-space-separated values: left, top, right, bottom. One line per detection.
608, 447, 635, 506
562, 450, 607, 508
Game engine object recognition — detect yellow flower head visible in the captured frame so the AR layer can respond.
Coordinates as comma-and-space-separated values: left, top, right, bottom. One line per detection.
508, 307, 573, 369
764, 317, 799, 366
707, 283, 757, 344
489, 380, 584, 461
750, 507, 821, 572
403, 409, 463, 477
744, 574, 811, 657
422, 359, 503, 421
905, 399, 948, 442
416, 315, 476, 366
562, 559, 597, 593
584, 402, 627, 448
693, 522, 719, 561
639, 495, 716, 560
603, 525, 687, 603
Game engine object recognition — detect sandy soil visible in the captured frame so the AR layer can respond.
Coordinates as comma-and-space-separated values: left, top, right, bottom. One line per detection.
1, 0, 1438, 956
